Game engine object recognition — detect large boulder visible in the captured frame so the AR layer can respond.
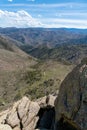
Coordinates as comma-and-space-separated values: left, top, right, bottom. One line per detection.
55, 58, 87, 130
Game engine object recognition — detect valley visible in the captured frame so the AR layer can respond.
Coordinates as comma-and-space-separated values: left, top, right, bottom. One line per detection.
1, 28, 87, 64
0, 32, 74, 110
0, 27, 87, 130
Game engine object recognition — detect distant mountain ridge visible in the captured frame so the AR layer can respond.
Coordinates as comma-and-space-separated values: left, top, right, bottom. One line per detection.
0, 27, 87, 47
1, 27, 87, 64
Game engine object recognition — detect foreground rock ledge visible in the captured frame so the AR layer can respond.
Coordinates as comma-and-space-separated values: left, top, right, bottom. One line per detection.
0, 95, 56, 130
55, 59, 87, 130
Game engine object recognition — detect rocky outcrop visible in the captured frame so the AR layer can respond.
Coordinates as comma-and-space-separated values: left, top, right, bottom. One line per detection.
55, 58, 87, 130
0, 95, 56, 130
0, 96, 40, 130
36, 94, 56, 108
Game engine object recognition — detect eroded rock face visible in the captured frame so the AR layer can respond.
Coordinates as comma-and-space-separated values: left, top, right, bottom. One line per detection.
0, 95, 56, 130
55, 59, 87, 130
0, 97, 40, 130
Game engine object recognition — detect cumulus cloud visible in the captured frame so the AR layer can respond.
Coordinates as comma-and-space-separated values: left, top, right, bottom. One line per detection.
0, 10, 43, 28
0, 9, 87, 29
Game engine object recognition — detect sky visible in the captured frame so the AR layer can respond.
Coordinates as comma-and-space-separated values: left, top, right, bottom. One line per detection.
0, 0, 87, 28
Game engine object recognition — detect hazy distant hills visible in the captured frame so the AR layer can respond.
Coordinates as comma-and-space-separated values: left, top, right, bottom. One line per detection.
0, 27, 87, 47
27, 44, 87, 64
1, 27, 87, 64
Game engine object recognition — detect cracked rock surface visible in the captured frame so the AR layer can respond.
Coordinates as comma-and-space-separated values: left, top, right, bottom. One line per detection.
0, 96, 40, 130
0, 95, 56, 130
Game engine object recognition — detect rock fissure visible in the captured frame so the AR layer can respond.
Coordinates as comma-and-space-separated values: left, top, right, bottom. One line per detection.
16, 109, 23, 130
22, 101, 31, 125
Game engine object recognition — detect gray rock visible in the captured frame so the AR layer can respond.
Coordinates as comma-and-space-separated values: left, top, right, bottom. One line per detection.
37, 95, 56, 108
0, 96, 40, 130
22, 101, 40, 128
55, 59, 87, 130
17, 96, 30, 120
6, 109, 20, 128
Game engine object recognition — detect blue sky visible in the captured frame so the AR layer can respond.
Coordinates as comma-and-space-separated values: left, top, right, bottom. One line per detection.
0, 0, 87, 28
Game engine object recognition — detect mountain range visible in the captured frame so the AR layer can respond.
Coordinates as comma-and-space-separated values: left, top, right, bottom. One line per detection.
0, 27, 87, 47
1, 27, 87, 64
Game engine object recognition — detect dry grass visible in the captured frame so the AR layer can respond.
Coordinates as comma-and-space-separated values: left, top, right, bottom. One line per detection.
0, 35, 74, 110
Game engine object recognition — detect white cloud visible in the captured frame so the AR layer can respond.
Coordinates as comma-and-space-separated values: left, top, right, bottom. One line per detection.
0, 9, 87, 29
0, 3, 85, 7
41, 18, 87, 29
8, 0, 13, 2
0, 10, 43, 28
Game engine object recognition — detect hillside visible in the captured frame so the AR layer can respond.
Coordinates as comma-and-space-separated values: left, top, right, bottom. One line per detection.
0, 35, 74, 109
0, 35, 36, 71
0, 35, 36, 108
22, 43, 87, 64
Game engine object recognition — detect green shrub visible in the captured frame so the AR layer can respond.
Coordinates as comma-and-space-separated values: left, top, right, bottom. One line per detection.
24, 70, 42, 85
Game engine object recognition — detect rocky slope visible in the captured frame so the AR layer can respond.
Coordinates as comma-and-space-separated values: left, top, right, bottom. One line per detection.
0, 35, 35, 71
0, 35, 37, 107
55, 58, 87, 130
0, 95, 56, 130
1, 58, 87, 130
